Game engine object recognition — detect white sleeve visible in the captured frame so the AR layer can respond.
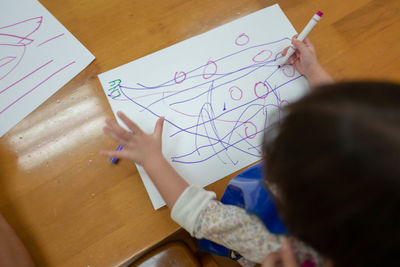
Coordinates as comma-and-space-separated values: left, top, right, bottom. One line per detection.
171, 185, 216, 235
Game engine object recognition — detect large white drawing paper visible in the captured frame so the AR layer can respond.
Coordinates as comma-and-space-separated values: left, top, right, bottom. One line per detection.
0, 0, 95, 137
99, 4, 309, 209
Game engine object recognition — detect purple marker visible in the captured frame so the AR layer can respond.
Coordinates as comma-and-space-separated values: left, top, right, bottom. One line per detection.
278, 10, 324, 67
110, 145, 123, 164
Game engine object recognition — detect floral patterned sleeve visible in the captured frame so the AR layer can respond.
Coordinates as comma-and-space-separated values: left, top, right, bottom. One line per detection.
192, 200, 324, 267
192, 200, 280, 264
170, 186, 323, 266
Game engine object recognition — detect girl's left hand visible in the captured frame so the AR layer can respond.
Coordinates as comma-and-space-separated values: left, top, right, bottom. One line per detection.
100, 111, 165, 166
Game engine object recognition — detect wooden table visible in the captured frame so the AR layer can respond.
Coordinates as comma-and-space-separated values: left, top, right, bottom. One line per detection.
1, 0, 399, 266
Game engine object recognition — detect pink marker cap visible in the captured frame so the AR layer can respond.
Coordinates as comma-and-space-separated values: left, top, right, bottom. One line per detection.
317, 11, 324, 17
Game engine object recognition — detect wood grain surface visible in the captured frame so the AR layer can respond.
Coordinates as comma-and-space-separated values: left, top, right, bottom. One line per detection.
0, 0, 399, 266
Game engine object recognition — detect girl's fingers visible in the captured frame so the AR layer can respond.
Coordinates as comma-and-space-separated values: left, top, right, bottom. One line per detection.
103, 126, 119, 141
117, 111, 142, 134
303, 37, 315, 50
118, 149, 137, 160
103, 127, 130, 146
105, 118, 127, 133
289, 53, 297, 64
292, 39, 310, 56
100, 150, 123, 159
291, 34, 299, 44
262, 251, 282, 267
105, 117, 121, 129
154, 117, 165, 140
99, 149, 120, 158
281, 46, 290, 56
105, 118, 133, 142
281, 238, 299, 267
303, 38, 316, 55
99, 149, 134, 160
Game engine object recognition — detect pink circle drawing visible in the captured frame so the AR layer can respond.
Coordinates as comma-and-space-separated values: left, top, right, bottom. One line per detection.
202, 60, 217, 79
244, 121, 257, 139
252, 49, 273, 63
235, 33, 250, 46
174, 71, 186, 84
229, 86, 243, 101
281, 64, 295, 77
280, 100, 289, 107
254, 82, 269, 99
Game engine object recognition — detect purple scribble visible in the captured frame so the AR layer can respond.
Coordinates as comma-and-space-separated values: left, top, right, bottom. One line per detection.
106, 36, 303, 165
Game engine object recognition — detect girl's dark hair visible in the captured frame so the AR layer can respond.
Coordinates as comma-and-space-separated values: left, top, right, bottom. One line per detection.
263, 82, 400, 267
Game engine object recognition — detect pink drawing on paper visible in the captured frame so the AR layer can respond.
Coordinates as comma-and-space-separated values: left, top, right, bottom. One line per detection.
104, 33, 302, 166
0, 16, 73, 114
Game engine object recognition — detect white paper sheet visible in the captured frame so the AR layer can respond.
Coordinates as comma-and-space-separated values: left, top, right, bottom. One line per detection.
98, 4, 309, 209
0, 0, 95, 137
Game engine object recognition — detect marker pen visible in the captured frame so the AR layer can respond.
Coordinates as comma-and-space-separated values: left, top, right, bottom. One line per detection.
278, 11, 323, 67
110, 145, 123, 164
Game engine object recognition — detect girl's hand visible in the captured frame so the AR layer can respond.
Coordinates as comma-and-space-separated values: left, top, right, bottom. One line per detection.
282, 36, 333, 87
262, 238, 299, 267
101, 112, 187, 209
100, 111, 165, 166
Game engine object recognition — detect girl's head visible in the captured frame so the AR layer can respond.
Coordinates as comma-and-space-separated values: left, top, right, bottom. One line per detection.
263, 81, 400, 267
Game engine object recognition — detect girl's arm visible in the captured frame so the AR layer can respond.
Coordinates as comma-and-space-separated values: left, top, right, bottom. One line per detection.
100, 111, 188, 209
100, 113, 323, 266
143, 154, 188, 209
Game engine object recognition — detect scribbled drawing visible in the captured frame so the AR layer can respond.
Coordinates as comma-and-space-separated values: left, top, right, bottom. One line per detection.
0, 0, 94, 137
0, 16, 74, 114
0, 17, 42, 80
106, 35, 302, 165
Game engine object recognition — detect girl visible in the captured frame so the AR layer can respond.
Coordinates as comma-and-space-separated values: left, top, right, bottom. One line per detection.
100, 37, 400, 267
